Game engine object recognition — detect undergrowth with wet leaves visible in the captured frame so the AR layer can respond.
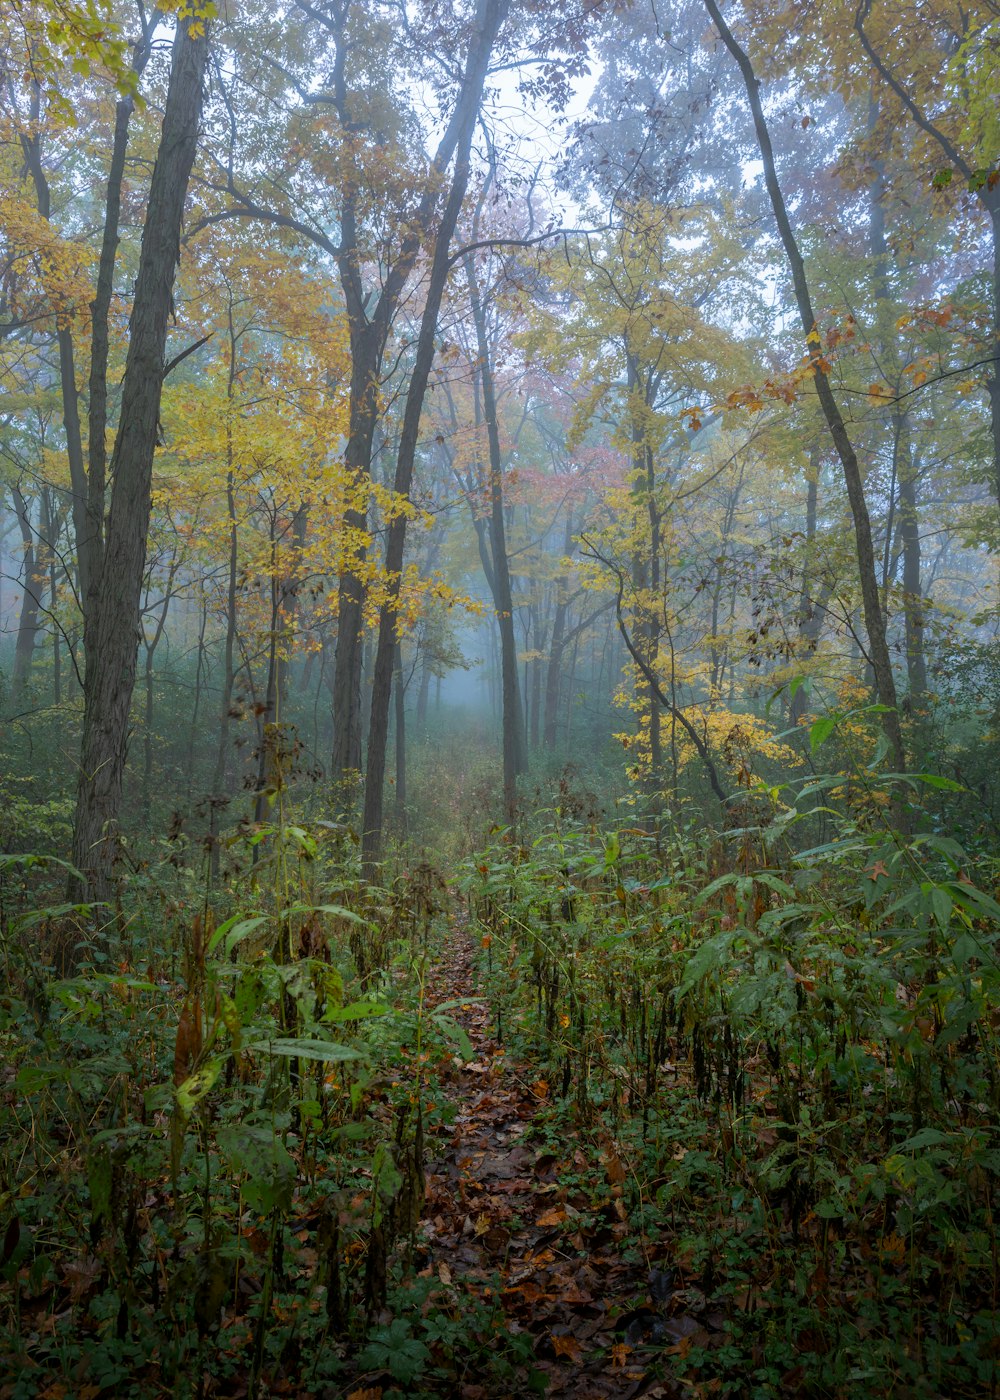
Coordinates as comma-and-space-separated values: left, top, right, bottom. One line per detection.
1, 763, 999, 1400
458, 788, 1000, 1399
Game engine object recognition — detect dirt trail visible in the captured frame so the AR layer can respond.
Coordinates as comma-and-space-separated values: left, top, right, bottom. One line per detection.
415, 922, 678, 1400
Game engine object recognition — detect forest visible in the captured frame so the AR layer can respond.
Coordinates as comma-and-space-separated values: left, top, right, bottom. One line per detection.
1, 0, 999, 1395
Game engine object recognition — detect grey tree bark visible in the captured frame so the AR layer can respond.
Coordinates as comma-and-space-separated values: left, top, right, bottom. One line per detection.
71, 13, 210, 903
867, 125, 927, 703
465, 241, 528, 818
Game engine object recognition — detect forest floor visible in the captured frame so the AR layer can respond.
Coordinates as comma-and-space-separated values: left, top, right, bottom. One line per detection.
3, 832, 998, 1400
406, 921, 707, 1400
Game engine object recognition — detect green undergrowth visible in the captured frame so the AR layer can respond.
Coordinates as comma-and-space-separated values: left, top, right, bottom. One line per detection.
2, 735, 1000, 1400
458, 779, 1000, 1399
0, 830, 504, 1400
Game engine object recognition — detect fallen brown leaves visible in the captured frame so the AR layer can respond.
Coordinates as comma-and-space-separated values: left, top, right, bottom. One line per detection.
415, 925, 695, 1398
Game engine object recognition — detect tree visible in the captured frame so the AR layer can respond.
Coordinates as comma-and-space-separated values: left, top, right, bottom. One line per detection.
361, 0, 512, 870
195, 0, 521, 788
524, 196, 755, 802
853, 0, 1000, 521
71, 7, 211, 903
459, 177, 532, 815
702, 0, 906, 773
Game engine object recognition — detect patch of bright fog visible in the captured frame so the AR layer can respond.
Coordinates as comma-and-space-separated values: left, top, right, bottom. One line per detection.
410, 41, 602, 225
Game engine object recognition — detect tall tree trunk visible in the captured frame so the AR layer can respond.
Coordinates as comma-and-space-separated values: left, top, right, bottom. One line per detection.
277, 505, 308, 717
393, 642, 407, 837
213, 306, 242, 799
867, 118, 926, 705
990, 199, 1000, 516
709, 479, 740, 697
71, 13, 210, 904
47, 510, 61, 706
319, 0, 502, 787
543, 584, 569, 749
142, 557, 179, 823
530, 605, 545, 752
784, 453, 834, 728
187, 595, 209, 796
465, 245, 527, 817
10, 485, 42, 706
18, 90, 89, 610
254, 503, 308, 829
705, 0, 905, 772
898, 456, 926, 700
85, 17, 158, 614
627, 351, 662, 796
330, 328, 378, 780
20, 25, 157, 621
416, 631, 433, 730
361, 0, 511, 871
566, 631, 583, 748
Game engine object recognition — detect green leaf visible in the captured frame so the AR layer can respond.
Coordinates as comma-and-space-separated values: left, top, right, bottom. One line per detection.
220, 992, 242, 1050
0, 853, 86, 882
358, 1318, 429, 1386
432, 1013, 474, 1060
767, 677, 807, 715
322, 999, 390, 1023
427, 996, 483, 1014
15, 1063, 68, 1092
754, 872, 795, 898
677, 930, 737, 999
929, 885, 953, 929
946, 881, 1000, 924
893, 1127, 951, 1154
207, 914, 268, 956
910, 773, 966, 792
693, 872, 743, 906
284, 825, 318, 859
868, 732, 890, 769
281, 902, 366, 924
911, 833, 966, 865
951, 932, 983, 970
175, 1058, 224, 1116
246, 1037, 365, 1063
809, 715, 837, 752
968, 168, 992, 193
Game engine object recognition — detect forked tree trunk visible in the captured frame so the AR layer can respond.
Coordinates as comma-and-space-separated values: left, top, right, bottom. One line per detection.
361, 0, 511, 872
